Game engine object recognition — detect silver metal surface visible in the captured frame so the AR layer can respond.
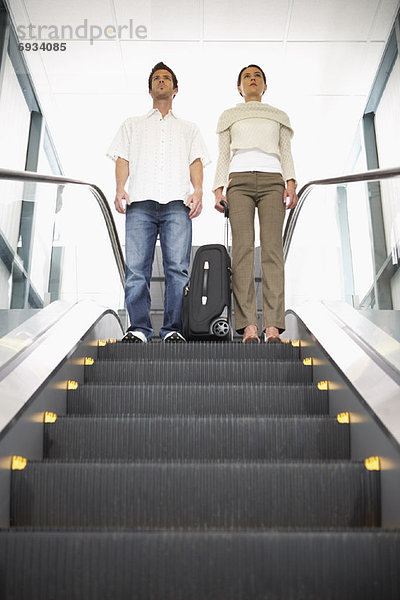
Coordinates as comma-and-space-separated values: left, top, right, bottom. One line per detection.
0, 300, 72, 371
361, 310, 400, 344
0, 300, 123, 435
288, 301, 400, 445
0, 167, 125, 287
0, 304, 123, 526
285, 306, 400, 526
324, 301, 400, 375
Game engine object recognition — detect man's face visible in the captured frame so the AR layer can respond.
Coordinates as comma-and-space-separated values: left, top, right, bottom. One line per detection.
149, 69, 178, 100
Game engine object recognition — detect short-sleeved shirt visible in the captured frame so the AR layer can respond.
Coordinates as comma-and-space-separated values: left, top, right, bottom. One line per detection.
107, 108, 210, 204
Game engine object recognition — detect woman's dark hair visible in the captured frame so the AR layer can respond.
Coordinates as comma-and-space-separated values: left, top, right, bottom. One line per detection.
237, 64, 266, 95
148, 62, 178, 90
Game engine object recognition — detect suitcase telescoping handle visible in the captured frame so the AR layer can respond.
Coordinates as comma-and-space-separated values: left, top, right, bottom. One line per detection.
220, 200, 229, 218
220, 200, 230, 252
201, 200, 229, 306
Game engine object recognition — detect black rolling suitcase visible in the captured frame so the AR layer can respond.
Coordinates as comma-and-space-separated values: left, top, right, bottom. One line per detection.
182, 202, 232, 340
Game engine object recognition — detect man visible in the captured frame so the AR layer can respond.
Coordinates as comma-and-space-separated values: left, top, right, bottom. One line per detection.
108, 62, 209, 342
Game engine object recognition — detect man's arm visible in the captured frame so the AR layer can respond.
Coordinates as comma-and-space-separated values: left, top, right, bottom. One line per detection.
114, 157, 130, 214
186, 158, 203, 219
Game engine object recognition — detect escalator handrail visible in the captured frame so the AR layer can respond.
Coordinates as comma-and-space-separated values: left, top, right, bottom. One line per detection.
0, 167, 125, 287
3, 165, 400, 283
283, 166, 400, 260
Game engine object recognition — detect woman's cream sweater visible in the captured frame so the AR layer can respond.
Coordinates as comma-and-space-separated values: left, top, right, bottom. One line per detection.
213, 101, 296, 190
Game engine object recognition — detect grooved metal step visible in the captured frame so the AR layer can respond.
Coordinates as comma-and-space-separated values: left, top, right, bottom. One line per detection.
99, 341, 300, 360
68, 383, 327, 416
44, 416, 349, 460
11, 462, 380, 529
84, 359, 312, 384
1, 530, 399, 600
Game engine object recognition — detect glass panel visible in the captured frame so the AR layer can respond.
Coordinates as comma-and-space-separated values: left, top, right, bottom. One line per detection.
374, 55, 400, 310
375, 56, 400, 170
0, 55, 31, 170
285, 176, 400, 311
52, 185, 123, 309
285, 185, 346, 307
0, 178, 124, 342
346, 181, 374, 305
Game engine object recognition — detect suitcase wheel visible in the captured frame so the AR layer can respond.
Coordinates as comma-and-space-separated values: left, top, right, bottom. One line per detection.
210, 319, 230, 338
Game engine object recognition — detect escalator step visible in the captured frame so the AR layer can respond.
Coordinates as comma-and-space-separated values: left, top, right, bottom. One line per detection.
44, 416, 349, 460
11, 462, 379, 529
68, 383, 328, 416
1, 530, 399, 600
99, 341, 300, 360
85, 359, 312, 384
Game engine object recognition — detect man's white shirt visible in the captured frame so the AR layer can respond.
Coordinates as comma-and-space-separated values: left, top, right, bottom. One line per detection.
107, 109, 210, 204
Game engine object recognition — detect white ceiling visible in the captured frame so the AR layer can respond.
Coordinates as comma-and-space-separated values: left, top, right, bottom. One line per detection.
5, 0, 400, 244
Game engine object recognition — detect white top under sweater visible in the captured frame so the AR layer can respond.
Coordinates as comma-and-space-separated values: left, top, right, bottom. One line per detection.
229, 148, 283, 175
213, 102, 296, 190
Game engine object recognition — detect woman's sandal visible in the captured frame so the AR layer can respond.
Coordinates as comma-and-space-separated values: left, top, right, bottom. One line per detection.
264, 335, 282, 343
242, 326, 260, 344
243, 334, 260, 343
263, 330, 282, 343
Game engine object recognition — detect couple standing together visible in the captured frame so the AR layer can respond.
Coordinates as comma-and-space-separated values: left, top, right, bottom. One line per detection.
107, 61, 298, 344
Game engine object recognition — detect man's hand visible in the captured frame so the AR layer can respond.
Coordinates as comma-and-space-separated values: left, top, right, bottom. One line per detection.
188, 158, 203, 219
283, 180, 298, 210
185, 189, 203, 219
114, 189, 130, 214
115, 158, 130, 214
214, 188, 227, 213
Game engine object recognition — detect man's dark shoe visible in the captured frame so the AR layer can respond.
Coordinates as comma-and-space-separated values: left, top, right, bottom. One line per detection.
121, 331, 147, 343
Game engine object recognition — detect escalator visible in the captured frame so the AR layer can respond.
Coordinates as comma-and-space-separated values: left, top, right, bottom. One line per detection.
0, 168, 400, 598
3, 337, 399, 598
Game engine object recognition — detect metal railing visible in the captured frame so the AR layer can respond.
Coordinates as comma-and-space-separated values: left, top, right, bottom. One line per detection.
2, 165, 400, 298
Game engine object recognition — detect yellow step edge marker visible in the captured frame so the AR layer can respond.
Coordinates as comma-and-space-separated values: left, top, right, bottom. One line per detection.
317, 380, 328, 391
337, 412, 350, 424
44, 412, 57, 423
84, 357, 94, 366
303, 357, 313, 366
107, 338, 117, 344
12, 456, 27, 470
364, 456, 381, 471
98, 340, 107, 347
67, 380, 79, 390
291, 340, 300, 347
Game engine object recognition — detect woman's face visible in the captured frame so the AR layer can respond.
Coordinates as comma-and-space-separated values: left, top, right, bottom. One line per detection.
238, 67, 267, 101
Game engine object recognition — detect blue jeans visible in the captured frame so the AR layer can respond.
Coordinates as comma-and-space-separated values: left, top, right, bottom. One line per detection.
125, 200, 192, 340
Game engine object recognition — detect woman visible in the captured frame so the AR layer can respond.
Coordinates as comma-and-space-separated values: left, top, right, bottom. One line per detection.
213, 64, 297, 343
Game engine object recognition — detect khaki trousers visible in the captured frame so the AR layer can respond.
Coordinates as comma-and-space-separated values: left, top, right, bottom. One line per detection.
226, 171, 286, 333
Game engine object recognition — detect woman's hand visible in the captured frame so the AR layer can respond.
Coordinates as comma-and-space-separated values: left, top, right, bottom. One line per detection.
214, 187, 227, 213
283, 180, 298, 210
